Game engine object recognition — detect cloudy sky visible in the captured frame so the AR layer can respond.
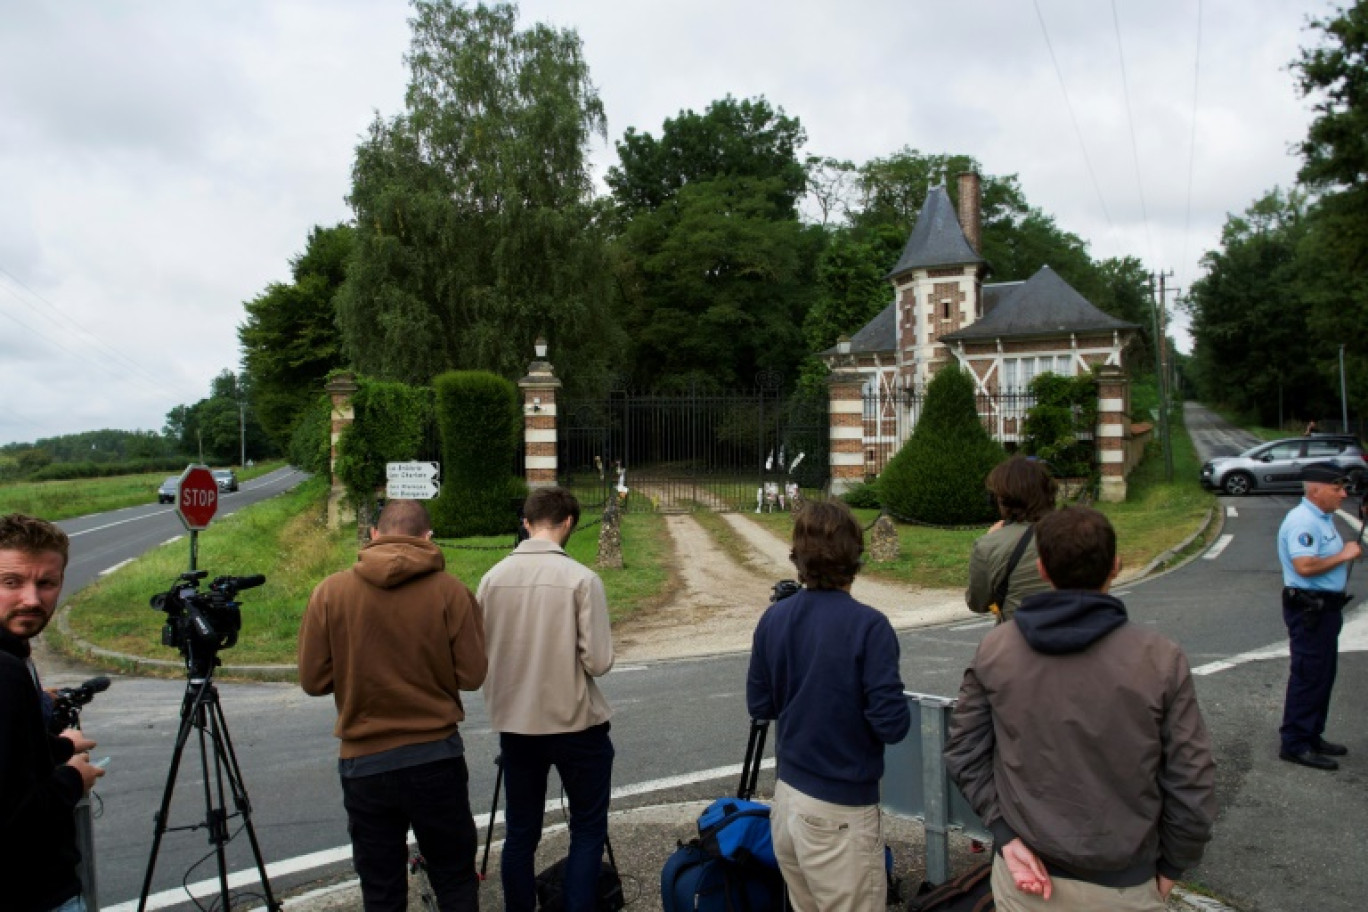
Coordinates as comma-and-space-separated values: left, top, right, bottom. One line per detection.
0, 0, 1337, 446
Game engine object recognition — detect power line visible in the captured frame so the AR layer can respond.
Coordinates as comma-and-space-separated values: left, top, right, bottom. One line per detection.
1179, 0, 1204, 293
0, 264, 185, 398
1032, 0, 1116, 233
1110, 0, 1156, 264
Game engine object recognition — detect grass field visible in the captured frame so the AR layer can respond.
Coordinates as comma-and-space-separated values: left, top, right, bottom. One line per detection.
0, 460, 285, 522
54, 478, 674, 672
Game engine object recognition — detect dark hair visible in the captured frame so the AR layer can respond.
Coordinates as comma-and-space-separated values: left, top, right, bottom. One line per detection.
0, 513, 70, 569
1034, 506, 1116, 591
375, 500, 432, 537
523, 486, 581, 529
789, 501, 863, 590
986, 456, 1056, 523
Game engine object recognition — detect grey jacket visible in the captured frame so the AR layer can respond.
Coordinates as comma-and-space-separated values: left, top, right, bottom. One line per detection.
944, 590, 1216, 887
965, 522, 1049, 621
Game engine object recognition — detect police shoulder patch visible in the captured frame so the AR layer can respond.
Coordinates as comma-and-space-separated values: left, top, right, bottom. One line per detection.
1298, 532, 1314, 548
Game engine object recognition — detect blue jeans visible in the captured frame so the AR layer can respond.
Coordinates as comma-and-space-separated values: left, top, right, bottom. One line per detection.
500, 723, 614, 912
341, 756, 479, 912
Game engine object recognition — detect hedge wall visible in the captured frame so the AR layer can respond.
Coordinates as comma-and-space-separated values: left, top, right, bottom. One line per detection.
430, 371, 527, 538
335, 377, 434, 524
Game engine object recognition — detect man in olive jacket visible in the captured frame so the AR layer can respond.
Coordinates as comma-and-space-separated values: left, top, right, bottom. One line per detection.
299, 500, 487, 912
945, 506, 1215, 912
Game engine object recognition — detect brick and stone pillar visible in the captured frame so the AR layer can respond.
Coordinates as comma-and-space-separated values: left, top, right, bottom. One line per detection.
1095, 365, 1129, 503
519, 357, 561, 489
828, 367, 865, 495
325, 372, 359, 529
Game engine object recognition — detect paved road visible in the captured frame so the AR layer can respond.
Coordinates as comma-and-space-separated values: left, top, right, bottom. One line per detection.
43, 425, 1368, 911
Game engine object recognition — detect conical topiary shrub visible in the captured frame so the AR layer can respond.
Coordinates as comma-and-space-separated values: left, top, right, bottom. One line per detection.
878, 366, 1005, 525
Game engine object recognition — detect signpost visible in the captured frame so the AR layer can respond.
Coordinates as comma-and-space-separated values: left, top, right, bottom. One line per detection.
386, 461, 441, 500
174, 465, 219, 570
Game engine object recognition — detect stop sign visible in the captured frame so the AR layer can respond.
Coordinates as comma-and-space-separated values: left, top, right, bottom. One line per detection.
175, 465, 219, 531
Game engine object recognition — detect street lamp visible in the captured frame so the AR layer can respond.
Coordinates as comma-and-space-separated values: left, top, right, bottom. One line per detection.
535, 335, 548, 360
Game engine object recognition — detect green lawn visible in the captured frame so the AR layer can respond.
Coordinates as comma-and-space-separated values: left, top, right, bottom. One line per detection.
54, 479, 673, 673
0, 460, 285, 522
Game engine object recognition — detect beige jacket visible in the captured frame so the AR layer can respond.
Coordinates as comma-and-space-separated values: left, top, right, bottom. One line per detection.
477, 538, 614, 734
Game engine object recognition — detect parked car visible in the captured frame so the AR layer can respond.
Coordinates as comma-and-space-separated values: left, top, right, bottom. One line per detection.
1200, 435, 1367, 496
212, 469, 239, 493
157, 476, 179, 504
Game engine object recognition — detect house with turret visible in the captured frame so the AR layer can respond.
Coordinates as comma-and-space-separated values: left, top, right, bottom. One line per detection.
824, 172, 1142, 500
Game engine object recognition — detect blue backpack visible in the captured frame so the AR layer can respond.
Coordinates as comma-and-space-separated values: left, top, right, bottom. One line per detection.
697, 797, 777, 868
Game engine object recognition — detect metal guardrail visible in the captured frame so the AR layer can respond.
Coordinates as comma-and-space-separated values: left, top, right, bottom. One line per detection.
881, 691, 990, 884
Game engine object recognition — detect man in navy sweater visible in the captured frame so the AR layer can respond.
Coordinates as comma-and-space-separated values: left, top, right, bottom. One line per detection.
747, 501, 911, 912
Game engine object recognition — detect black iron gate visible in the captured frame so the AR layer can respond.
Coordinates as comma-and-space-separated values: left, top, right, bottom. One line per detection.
557, 377, 829, 513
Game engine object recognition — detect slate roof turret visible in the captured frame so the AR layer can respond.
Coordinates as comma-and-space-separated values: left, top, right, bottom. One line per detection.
887, 185, 986, 278
940, 266, 1139, 341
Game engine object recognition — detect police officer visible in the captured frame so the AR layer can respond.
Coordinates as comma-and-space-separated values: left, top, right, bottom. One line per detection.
1277, 462, 1360, 771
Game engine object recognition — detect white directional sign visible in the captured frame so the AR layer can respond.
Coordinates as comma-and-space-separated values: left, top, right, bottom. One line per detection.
386, 462, 441, 500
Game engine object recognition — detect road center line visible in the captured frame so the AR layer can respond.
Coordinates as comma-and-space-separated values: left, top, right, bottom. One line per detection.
1203, 534, 1234, 560
98, 559, 134, 577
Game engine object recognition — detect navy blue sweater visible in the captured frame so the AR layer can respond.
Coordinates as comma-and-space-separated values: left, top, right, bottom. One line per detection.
747, 587, 911, 805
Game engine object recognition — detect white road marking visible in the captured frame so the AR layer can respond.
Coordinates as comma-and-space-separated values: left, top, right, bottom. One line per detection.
613, 664, 648, 673
950, 620, 994, 631
1203, 534, 1234, 561
1226, 506, 1238, 518
1193, 606, 1368, 676
162, 536, 183, 546
66, 509, 173, 537
98, 559, 134, 577
105, 759, 773, 910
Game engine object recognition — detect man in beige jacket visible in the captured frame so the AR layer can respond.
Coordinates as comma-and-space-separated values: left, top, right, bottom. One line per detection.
478, 487, 614, 912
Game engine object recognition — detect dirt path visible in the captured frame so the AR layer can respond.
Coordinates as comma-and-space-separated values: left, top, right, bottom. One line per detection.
614, 512, 966, 663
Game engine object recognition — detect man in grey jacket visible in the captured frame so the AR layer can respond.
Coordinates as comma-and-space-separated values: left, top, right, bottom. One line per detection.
478, 487, 614, 912
945, 506, 1216, 911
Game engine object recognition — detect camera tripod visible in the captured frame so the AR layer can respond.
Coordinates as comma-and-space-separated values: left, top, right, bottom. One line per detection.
137, 668, 279, 911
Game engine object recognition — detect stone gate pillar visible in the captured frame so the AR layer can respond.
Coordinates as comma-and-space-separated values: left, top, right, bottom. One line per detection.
1096, 365, 1129, 503
828, 366, 865, 496
325, 372, 359, 529
519, 342, 560, 489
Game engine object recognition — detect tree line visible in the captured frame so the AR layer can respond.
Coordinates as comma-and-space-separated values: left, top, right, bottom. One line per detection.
1183, 2, 1368, 429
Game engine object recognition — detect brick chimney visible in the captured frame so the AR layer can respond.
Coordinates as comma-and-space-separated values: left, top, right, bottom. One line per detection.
957, 171, 982, 255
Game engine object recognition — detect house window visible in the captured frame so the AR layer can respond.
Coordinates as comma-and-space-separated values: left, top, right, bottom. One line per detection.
941, 299, 952, 320
1001, 355, 1073, 392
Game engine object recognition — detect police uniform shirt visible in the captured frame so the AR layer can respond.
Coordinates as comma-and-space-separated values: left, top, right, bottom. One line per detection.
1278, 497, 1347, 591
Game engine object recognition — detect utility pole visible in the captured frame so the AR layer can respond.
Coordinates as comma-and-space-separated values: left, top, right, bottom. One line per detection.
1340, 344, 1349, 433
1150, 270, 1175, 482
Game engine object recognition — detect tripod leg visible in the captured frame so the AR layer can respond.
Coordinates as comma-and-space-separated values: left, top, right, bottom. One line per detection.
137, 679, 212, 912
205, 688, 281, 910
197, 701, 233, 909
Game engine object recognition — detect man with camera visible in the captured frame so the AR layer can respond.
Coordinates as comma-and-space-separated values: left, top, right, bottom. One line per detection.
478, 487, 615, 912
0, 514, 105, 912
1276, 462, 1360, 771
299, 500, 487, 912
945, 506, 1215, 911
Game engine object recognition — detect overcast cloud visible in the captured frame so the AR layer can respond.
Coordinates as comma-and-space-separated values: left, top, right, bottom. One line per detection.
0, 0, 1334, 445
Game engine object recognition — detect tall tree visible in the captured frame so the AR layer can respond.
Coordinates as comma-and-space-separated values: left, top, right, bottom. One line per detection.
239, 224, 352, 446
336, 0, 623, 390
608, 96, 818, 389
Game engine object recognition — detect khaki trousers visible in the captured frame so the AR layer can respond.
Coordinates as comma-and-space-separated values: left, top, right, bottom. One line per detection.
990, 854, 1166, 912
770, 780, 884, 912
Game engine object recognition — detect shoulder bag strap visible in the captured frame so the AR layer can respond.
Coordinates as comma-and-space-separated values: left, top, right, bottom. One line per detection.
993, 524, 1035, 612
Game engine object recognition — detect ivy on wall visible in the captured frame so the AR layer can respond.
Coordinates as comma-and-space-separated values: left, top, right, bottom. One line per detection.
1022, 372, 1099, 480
335, 377, 435, 527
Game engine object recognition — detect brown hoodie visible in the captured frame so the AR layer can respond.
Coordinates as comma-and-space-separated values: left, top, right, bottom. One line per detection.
298, 534, 487, 758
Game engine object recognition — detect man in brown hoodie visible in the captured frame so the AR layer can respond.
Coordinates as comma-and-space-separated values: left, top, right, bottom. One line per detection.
299, 500, 487, 912
945, 506, 1216, 911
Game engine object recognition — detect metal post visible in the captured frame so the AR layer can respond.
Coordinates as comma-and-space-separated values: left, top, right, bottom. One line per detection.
75, 795, 97, 909
189, 530, 199, 573
919, 695, 953, 884
1340, 344, 1349, 431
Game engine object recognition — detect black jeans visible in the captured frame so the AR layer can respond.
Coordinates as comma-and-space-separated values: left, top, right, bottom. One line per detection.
500, 723, 614, 912
341, 756, 479, 912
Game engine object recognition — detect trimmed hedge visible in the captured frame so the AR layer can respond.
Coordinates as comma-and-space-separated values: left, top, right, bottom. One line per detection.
430, 371, 527, 538
1022, 372, 1098, 479
335, 377, 434, 523
287, 394, 332, 476
878, 366, 1004, 525
26, 457, 189, 481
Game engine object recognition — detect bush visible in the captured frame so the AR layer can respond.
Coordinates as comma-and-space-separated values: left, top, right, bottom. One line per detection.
25, 457, 188, 481
1022, 373, 1098, 479
878, 367, 1004, 525
335, 377, 434, 523
287, 395, 332, 476
430, 371, 527, 537
841, 481, 881, 509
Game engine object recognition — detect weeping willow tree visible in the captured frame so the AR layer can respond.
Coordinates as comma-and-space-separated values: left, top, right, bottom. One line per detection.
337, 1, 625, 392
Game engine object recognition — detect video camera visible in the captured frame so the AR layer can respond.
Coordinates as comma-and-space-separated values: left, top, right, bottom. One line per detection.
48, 675, 110, 735
770, 579, 802, 603
151, 570, 265, 677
